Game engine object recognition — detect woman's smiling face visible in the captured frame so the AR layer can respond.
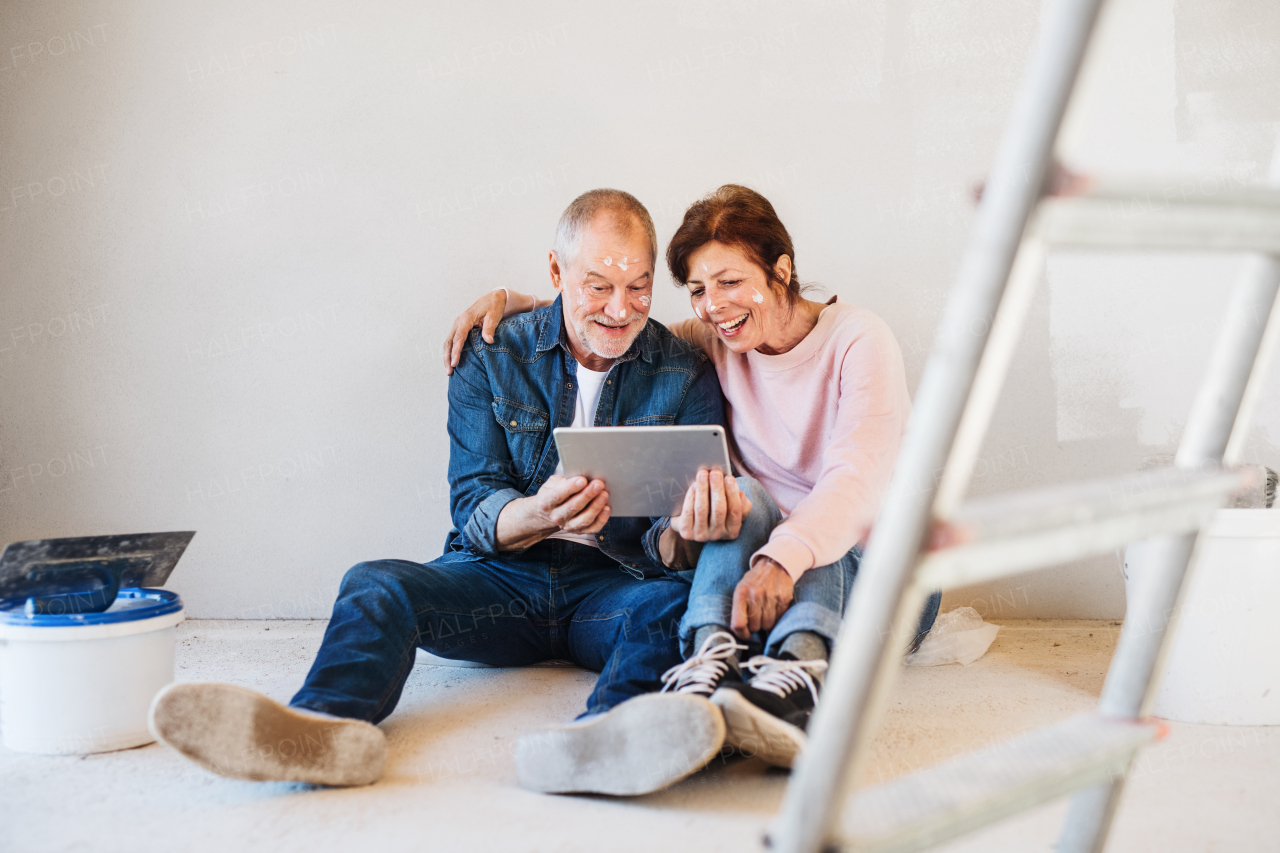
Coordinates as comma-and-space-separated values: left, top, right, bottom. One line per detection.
684, 241, 791, 354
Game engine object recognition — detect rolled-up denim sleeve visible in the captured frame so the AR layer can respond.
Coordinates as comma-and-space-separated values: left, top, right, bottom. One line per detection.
642, 357, 726, 566
462, 487, 525, 556
447, 334, 525, 557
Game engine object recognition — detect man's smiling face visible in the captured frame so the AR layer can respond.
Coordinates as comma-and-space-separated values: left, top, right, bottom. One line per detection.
551, 211, 655, 368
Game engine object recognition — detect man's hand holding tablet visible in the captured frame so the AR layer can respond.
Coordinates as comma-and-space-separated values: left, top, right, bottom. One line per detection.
495, 475, 611, 551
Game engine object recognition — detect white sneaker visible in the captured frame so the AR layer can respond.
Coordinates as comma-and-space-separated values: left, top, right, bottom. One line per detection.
513, 692, 726, 796
149, 682, 386, 786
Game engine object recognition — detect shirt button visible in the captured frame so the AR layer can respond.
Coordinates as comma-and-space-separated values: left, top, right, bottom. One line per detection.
597, 534, 605, 540
606, 379, 611, 385
567, 382, 574, 389
510, 420, 518, 427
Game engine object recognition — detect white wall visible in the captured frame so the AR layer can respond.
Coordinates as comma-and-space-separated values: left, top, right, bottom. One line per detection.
2, 0, 1277, 619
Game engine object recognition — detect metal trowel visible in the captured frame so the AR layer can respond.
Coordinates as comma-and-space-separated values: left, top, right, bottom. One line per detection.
0, 531, 195, 615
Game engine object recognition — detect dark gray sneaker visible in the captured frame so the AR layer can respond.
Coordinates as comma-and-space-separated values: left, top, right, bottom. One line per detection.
711, 654, 827, 768
659, 630, 747, 697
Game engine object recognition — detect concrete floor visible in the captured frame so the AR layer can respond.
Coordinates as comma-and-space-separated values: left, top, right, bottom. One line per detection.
2, 619, 1276, 853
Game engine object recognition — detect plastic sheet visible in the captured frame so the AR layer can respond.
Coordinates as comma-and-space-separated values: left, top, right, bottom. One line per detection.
904, 606, 1000, 666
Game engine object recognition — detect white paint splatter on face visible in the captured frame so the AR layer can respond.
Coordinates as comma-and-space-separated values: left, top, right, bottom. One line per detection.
639, 295, 651, 307
707, 302, 718, 312
615, 306, 628, 321
701, 263, 709, 272
752, 288, 764, 304
619, 256, 629, 271
694, 305, 703, 320
604, 256, 613, 266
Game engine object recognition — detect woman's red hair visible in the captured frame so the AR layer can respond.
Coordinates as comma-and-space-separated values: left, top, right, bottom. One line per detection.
665, 184, 800, 304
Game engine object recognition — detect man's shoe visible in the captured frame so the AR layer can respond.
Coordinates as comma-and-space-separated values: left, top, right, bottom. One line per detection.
659, 630, 747, 697
711, 655, 827, 768
149, 682, 387, 786
513, 692, 725, 796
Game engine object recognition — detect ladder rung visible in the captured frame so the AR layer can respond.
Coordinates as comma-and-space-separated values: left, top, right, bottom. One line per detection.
830, 715, 1160, 853
1034, 183, 1280, 253
919, 466, 1252, 590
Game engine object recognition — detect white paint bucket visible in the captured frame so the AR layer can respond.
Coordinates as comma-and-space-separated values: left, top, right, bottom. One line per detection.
1124, 510, 1280, 725
0, 588, 183, 754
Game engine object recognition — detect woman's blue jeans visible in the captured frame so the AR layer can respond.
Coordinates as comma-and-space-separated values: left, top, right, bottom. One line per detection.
675, 477, 941, 658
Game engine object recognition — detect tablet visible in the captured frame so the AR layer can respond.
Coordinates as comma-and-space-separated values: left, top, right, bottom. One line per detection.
554, 426, 732, 517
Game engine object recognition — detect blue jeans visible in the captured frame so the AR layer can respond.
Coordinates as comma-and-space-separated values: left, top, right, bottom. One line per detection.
290, 540, 688, 722
676, 477, 941, 658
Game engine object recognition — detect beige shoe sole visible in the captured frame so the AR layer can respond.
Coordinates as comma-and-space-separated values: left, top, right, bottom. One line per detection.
149, 682, 386, 786
711, 688, 806, 768
514, 693, 726, 796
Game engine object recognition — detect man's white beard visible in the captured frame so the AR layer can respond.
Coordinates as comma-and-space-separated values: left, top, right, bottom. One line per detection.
574, 312, 642, 360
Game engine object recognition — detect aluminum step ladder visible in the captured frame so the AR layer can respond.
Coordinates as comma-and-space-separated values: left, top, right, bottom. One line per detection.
768, 1, 1280, 851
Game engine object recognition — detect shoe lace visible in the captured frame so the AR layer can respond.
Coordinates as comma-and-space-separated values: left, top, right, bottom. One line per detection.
660, 631, 747, 695
743, 655, 828, 705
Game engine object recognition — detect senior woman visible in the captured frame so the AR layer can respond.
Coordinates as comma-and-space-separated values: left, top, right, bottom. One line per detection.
444, 185, 939, 766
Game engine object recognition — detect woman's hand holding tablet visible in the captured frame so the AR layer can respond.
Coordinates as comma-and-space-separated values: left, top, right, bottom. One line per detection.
657, 468, 753, 571
668, 468, 752, 542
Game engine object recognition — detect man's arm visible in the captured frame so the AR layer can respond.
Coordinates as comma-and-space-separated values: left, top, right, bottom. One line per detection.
448, 333, 611, 553
442, 293, 709, 377
446, 339, 526, 555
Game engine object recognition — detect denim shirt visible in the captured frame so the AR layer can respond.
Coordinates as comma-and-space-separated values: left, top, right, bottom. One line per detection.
445, 295, 725, 577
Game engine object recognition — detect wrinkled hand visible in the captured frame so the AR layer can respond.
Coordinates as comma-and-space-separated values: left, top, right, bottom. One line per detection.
534, 474, 611, 535
443, 290, 508, 376
669, 469, 752, 542
731, 557, 794, 639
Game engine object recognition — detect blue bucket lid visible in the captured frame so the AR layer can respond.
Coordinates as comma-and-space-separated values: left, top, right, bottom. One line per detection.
0, 587, 182, 627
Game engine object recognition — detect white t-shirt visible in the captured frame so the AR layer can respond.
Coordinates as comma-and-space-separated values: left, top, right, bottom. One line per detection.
548, 363, 612, 548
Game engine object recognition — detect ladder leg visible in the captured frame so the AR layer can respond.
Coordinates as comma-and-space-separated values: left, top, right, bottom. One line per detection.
1098, 532, 1197, 718
1176, 254, 1280, 468
1057, 256, 1280, 852
1224, 263, 1280, 464
768, 3, 1105, 852
1058, 778, 1127, 853
1101, 255, 1279, 720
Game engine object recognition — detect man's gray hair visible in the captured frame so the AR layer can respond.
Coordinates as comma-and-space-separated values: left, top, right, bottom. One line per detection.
552, 189, 657, 270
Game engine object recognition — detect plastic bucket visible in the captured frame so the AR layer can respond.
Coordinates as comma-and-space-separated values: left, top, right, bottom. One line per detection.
1124, 509, 1280, 725
0, 588, 183, 754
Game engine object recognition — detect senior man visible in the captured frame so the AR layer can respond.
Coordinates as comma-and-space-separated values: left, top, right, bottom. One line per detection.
149, 189, 750, 797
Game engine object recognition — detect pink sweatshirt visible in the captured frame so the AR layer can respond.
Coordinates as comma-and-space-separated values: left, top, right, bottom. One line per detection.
669, 299, 911, 581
